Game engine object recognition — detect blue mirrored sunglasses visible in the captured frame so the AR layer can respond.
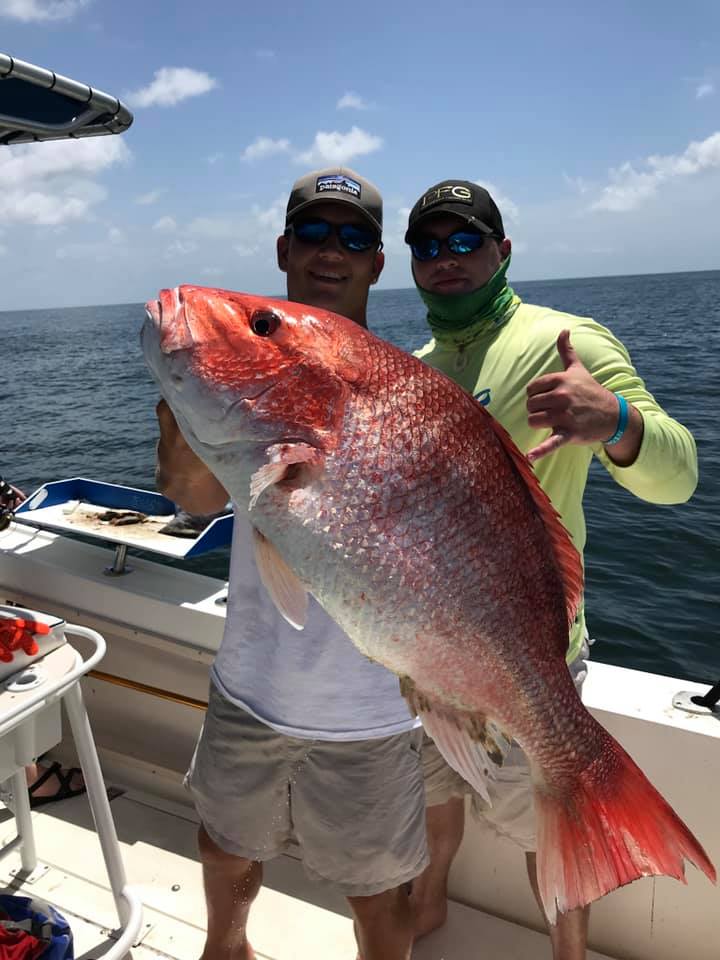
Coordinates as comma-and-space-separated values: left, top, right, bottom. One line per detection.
409, 230, 497, 262
288, 218, 381, 253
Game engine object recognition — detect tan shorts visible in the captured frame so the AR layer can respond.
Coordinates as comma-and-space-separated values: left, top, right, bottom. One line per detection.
185, 683, 429, 897
422, 637, 591, 852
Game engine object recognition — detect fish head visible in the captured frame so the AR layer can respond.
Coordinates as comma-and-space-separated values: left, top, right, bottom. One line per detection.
142, 284, 368, 464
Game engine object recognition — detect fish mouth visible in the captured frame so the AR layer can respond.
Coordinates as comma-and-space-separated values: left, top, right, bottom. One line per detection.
145, 300, 160, 324
145, 288, 194, 353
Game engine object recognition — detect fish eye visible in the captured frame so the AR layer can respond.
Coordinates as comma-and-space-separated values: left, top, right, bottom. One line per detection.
250, 310, 281, 337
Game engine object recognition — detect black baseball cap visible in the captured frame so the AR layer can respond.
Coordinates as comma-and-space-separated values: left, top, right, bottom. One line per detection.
285, 166, 383, 235
405, 180, 505, 241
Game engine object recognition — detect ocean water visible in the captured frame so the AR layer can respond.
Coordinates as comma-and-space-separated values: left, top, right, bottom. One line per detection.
1, 271, 718, 683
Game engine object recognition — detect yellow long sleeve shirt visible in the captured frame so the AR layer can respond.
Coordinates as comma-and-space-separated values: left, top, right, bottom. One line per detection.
415, 299, 698, 661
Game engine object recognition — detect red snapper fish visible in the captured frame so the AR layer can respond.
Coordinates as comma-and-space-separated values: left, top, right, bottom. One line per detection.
141, 285, 715, 921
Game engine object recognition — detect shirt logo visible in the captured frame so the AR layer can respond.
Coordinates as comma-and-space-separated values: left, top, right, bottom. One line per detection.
316, 174, 361, 199
474, 387, 491, 406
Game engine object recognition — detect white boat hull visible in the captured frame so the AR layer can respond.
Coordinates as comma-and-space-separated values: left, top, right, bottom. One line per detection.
1, 522, 717, 959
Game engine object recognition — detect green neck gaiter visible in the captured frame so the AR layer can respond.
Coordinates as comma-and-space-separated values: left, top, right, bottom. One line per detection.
416, 255, 520, 345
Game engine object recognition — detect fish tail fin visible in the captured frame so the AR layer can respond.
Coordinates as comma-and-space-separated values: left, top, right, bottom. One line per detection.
535, 741, 716, 924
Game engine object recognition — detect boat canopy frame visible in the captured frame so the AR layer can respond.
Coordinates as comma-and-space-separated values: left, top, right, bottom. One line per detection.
0, 53, 133, 144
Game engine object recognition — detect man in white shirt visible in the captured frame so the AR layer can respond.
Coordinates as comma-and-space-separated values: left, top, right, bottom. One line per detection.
155, 167, 427, 960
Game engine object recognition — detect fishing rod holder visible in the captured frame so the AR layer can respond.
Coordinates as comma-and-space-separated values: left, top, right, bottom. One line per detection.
672, 680, 720, 717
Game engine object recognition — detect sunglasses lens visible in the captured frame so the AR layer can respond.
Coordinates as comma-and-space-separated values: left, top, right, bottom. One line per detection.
447, 232, 485, 255
293, 220, 331, 245
338, 224, 376, 251
410, 236, 440, 261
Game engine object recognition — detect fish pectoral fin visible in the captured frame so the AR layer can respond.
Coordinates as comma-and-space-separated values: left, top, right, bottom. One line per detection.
403, 681, 512, 804
249, 463, 288, 511
249, 443, 324, 511
252, 528, 308, 630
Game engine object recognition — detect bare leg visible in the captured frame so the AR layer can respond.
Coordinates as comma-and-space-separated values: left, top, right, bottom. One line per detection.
526, 851, 589, 960
349, 884, 414, 960
198, 824, 261, 960
409, 796, 465, 938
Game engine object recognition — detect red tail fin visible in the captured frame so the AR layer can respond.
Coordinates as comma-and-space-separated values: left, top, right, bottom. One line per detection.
535, 739, 716, 923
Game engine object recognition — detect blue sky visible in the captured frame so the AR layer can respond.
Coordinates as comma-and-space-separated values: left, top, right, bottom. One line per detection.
1, 0, 719, 309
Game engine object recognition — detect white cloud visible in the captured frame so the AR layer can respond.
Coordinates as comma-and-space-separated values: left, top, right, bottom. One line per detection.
62, 179, 106, 206
207, 152, 224, 165
187, 217, 239, 239
0, 137, 130, 189
0, 138, 125, 225
475, 180, 520, 223
241, 136, 291, 162
135, 189, 163, 205
234, 243, 258, 257
201, 266, 224, 277
185, 195, 284, 241
592, 163, 658, 212
56, 232, 129, 261
0, 0, 90, 21
380, 204, 412, 257
563, 172, 590, 195
164, 239, 199, 259
696, 82, 714, 99
254, 196, 286, 232
0, 244, 7, 256
592, 130, 720, 212
337, 92, 371, 111
126, 67, 218, 108
0, 191, 87, 226
296, 126, 382, 166
153, 216, 177, 233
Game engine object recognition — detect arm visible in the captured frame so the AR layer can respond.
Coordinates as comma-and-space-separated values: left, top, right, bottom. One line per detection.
526, 324, 697, 505
155, 399, 229, 514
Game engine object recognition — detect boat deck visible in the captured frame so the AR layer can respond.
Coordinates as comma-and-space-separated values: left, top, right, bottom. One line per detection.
0, 785, 617, 960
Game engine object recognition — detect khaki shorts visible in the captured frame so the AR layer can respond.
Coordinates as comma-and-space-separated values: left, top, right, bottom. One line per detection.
185, 683, 429, 897
422, 636, 591, 852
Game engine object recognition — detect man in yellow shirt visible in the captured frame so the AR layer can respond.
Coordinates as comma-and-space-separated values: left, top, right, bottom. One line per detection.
404, 180, 697, 959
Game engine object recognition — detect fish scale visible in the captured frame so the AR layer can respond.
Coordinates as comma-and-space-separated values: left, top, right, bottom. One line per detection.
142, 284, 715, 923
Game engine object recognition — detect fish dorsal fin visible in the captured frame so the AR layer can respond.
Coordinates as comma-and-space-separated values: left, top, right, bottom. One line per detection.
252, 528, 308, 630
478, 404, 584, 632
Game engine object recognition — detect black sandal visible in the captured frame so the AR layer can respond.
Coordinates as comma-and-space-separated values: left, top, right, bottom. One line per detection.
28, 760, 86, 809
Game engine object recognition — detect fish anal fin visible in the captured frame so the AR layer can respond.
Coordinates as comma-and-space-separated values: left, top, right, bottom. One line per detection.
401, 678, 512, 805
252, 528, 308, 630
479, 405, 584, 632
536, 735, 716, 924
249, 442, 324, 510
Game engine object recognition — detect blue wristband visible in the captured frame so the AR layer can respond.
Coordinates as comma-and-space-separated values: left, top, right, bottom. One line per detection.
603, 393, 629, 446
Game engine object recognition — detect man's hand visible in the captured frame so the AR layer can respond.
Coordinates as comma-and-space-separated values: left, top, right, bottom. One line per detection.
526, 330, 643, 465
155, 399, 229, 513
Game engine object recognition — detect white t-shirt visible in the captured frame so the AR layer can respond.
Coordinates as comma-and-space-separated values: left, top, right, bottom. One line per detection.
211, 509, 419, 741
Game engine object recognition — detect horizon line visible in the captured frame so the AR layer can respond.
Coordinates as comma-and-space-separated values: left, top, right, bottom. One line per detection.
2, 265, 718, 315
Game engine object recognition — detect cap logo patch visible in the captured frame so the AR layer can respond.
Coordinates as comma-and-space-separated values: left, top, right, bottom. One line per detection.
419, 184, 473, 210
316, 174, 361, 199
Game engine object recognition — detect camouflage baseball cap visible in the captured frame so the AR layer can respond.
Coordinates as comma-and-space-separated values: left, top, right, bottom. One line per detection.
285, 166, 382, 235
